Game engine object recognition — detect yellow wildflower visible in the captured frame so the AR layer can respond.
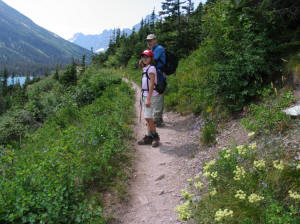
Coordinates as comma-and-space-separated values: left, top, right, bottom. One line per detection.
248, 132, 255, 137
210, 188, 217, 196
248, 193, 264, 203
194, 174, 201, 180
224, 149, 231, 158
175, 201, 192, 221
224, 153, 231, 159
235, 190, 246, 200
296, 164, 300, 170
187, 178, 193, 183
203, 172, 211, 178
273, 160, 284, 170
194, 181, 204, 189
237, 145, 244, 150
203, 159, 216, 172
253, 160, 266, 170
215, 209, 233, 222
210, 171, 218, 179
237, 145, 247, 156
206, 106, 212, 113
288, 190, 300, 200
181, 189, 195, 199
249, 142, 257, 150
233, 166, 246, 181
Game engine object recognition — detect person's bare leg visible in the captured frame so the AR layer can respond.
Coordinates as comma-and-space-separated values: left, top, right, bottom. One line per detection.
146, 118, 159, 147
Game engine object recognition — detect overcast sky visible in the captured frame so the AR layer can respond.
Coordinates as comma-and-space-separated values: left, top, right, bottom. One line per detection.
3, 0, 205, 40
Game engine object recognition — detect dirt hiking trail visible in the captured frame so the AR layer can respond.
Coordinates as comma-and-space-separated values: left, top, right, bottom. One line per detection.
116, 80, 250, 223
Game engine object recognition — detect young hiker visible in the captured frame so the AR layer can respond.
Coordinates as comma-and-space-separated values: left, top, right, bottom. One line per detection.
138, 49, 160, 147
146, 34, 166, 127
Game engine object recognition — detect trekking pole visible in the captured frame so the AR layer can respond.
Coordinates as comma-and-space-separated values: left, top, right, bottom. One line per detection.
139, 96, 142, 123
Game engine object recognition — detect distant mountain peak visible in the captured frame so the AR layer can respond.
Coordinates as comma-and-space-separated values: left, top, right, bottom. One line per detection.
0, 1, 91, 75
69, 13, 159, 53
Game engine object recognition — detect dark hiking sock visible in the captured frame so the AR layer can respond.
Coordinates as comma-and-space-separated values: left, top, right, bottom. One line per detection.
150, 130, 157, 136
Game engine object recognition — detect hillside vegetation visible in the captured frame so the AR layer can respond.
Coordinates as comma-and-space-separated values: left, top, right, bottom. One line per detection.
0, 64, 134, 223
91, 0, 300, 222
0, 0, 299, 223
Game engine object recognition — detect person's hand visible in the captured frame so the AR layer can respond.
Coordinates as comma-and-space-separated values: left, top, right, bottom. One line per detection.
146, 99, 151, 107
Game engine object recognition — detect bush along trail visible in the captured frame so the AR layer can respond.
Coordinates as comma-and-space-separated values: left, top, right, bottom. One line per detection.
0, 67, 135, 223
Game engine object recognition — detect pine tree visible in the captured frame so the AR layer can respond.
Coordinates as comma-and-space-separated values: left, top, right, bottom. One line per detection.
81, 55, 86, 73
2, 67, 8, 88
150, 9, 156, 30
54, 66, 59, 80
11, 72, 15, 86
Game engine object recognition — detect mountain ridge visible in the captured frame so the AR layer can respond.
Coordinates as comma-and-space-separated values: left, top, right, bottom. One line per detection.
0, 0, 92, 75
69, 14, 158, 53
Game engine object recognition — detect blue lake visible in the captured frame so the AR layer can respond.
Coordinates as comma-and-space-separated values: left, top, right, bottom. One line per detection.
1, 77, 32, 86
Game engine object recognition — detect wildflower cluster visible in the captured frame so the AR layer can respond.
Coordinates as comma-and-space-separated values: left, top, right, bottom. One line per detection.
235, 190, 246, 200
288, 190, 300, 200
273, 160, 284, 170
249, 142, 257, 150
233, 166, 246, 181
224, 149, 231, 159
215, 209, 233, 222
194, 181, 204, 189
210, 188, 217, 196
253, 160, 266, 170
203, 159, 216, 171
181, 189, 195, 200
248, 132, 255, 137
237, 145, 247, 156
248, 193, 264, 203
174, 201, 192, 221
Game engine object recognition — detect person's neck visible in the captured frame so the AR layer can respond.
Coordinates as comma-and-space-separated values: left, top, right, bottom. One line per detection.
151, 44, 157, 50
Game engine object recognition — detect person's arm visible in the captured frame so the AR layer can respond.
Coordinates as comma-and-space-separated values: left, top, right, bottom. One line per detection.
154, 46, 166, 69
146, 73, 155, 107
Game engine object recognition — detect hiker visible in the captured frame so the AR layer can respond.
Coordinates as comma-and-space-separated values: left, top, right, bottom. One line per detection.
146, 34, 166, 127
138, 49, 160, 147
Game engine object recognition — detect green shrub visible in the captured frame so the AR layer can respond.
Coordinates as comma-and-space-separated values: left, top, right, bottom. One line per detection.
166, 0, 279, 114
0, 79, 134, 223
0, 109, 36, 145
241, 88, 295, 134
201, 120, 217, 145
175, 143, 300, 223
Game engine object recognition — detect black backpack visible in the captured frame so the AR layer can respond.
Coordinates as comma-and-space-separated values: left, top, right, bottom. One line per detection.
142, 66, 167, 95
161, 50, 178, 75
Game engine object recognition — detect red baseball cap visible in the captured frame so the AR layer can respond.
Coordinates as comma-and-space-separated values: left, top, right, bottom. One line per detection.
141, 49, 154, 57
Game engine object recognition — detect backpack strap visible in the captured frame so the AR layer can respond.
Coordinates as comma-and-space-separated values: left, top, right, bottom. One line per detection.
141, 66, 151, 97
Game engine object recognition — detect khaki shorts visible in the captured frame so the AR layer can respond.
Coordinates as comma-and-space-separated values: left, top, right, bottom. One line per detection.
142, 95, 160, 119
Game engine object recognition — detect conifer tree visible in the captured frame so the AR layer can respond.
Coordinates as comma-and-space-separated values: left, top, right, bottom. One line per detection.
54, 66, 59, 80
11, 72, 15, 86
2, 67, 8, 89
81, 55, 86, 73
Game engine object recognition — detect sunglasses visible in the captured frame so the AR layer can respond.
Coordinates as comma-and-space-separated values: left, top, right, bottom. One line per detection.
141, 55, 150, 58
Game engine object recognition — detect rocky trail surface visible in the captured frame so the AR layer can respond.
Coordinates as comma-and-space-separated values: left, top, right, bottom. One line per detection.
115, 80, 251, 224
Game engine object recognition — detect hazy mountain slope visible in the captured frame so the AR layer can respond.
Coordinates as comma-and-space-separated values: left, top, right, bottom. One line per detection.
69, 14, 158, 52
0, 0, 91, 74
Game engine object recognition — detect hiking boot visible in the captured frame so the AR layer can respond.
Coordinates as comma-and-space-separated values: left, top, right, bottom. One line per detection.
138, 135, 153, 145
152, 133, 160, 148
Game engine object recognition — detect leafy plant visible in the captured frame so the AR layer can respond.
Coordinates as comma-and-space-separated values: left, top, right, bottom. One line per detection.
241, 88, 295, 134
176, 143, 300, 223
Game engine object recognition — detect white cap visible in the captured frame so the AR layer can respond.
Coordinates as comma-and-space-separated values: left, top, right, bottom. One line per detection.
146, 34, 156, 40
